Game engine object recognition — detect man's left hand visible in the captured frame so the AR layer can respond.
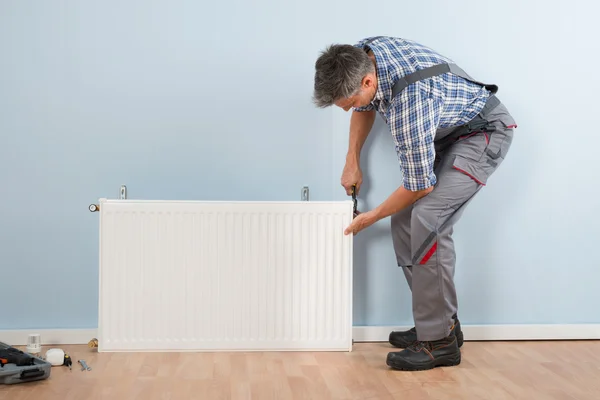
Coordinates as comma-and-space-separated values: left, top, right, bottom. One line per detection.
344, 211, 378, 235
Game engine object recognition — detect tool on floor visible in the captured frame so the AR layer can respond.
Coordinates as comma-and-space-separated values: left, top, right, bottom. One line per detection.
45, 348, 65, 366
78, 359, 91, 371
26, 334, 42, 356
63, 353, 72, 371
0, 345, 35, 367
0, 341, 52, 385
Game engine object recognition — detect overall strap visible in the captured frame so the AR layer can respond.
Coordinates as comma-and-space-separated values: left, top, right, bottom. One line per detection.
392, 63, 498, 98
361, 37, 499, 98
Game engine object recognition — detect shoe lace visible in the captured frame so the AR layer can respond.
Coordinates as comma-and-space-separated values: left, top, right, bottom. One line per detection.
408, 340, 434, 352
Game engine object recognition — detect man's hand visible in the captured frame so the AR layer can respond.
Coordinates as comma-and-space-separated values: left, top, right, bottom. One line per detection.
341, 160, 362, 195
343, 184, 434, 236
344, 210, 377, 236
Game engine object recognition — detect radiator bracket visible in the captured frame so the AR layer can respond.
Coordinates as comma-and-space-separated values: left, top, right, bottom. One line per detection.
301, 186, 309, 201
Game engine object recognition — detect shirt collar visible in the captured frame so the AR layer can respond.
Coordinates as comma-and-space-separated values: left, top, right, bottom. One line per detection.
365, 46, 392, 107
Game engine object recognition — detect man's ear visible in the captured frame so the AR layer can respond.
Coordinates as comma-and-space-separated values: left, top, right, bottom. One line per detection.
362, 74, 374, 89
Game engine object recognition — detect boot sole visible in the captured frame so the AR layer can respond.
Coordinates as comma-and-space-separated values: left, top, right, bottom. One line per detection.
386, 351, 461, 371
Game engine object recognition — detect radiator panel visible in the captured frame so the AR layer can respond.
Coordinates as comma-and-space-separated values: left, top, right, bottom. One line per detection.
97, 200, 354, 352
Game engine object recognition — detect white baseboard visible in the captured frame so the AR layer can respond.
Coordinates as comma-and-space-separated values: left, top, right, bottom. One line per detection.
2, 325, 599, 347
0, 329, 97, 346
352, 324, 600, 342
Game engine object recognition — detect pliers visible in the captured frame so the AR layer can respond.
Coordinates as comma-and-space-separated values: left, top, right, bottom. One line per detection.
352, 185, 360, 218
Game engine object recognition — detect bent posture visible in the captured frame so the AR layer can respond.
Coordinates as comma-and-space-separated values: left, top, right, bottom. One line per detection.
313, 36, 516, 371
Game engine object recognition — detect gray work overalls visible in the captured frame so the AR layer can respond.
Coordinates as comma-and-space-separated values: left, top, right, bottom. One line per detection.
363, 38, 517, 341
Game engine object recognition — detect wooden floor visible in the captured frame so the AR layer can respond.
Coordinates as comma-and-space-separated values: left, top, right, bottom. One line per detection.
2, 341, 599, 399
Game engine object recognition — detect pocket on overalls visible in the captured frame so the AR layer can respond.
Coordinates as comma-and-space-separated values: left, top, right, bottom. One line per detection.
485, 115, 516, 162
452, 154, 490, 185
453, 131, 490, 162
451, 115, 516, 186
446, 128, 492, 185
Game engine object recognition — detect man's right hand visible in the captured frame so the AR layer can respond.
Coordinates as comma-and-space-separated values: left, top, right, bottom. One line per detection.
341, 160, 362, 196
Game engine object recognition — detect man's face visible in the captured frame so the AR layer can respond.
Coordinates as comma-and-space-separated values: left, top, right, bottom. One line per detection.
334, 73, 377, 112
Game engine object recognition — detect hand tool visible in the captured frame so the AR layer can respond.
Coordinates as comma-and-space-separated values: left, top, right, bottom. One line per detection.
78, 359, 91, 371
0, 345, 35, 367
352, 185, 360, 218
63, 353, 72, 370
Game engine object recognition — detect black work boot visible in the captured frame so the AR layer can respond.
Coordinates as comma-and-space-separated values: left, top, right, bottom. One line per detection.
386, 334, 461, 371
389, 315, 464, 348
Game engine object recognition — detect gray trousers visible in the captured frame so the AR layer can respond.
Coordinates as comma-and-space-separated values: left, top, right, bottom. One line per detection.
390, 99, 516, 341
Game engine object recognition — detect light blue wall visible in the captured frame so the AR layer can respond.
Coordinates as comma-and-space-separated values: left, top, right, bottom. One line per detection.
1, 0, 597, 331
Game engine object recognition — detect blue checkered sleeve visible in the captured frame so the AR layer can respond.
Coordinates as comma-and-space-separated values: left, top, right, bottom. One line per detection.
388, 89, 441, 191
353, 103, 374, 112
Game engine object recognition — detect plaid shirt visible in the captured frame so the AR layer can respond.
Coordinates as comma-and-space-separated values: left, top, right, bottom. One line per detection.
353, 36, 491, 191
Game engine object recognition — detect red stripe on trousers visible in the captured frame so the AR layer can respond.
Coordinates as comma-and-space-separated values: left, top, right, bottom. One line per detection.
420, 242, 437, 265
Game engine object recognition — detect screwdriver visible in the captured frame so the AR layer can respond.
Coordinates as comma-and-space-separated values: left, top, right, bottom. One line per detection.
63, 353, 72, 371
352, 185, 360, 218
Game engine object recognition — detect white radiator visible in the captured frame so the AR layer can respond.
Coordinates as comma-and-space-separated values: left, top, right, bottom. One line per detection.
95, 198, 354, 352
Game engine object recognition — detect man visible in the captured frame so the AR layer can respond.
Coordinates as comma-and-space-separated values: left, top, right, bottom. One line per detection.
312, 36, 516, 371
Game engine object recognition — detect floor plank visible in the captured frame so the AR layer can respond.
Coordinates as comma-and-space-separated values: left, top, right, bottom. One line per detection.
1, 341, 599, 399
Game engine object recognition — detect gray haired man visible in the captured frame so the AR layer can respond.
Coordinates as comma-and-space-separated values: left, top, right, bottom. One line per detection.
313, 36, 517, 371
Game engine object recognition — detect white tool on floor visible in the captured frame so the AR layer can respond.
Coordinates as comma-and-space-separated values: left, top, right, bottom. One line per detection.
26, 334, 41, 355
45, 348, 66, 366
